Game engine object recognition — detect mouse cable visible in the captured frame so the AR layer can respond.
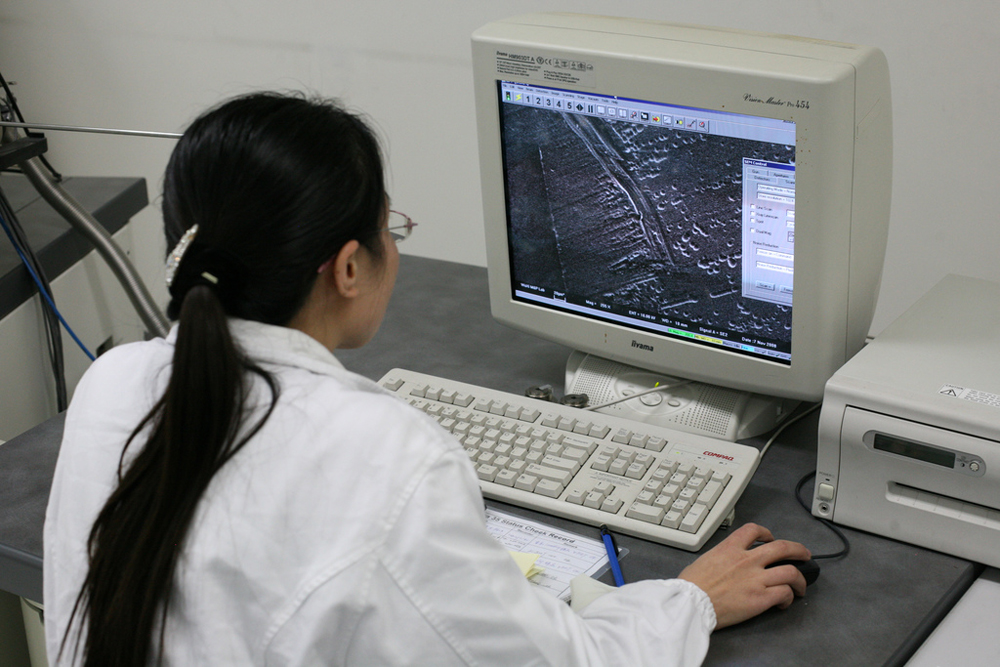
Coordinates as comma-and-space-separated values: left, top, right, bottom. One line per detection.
757, 401, 821, 460
794, 470, 850, 560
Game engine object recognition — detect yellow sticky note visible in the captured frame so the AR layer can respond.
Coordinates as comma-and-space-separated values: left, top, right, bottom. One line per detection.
509, 551, 544, 579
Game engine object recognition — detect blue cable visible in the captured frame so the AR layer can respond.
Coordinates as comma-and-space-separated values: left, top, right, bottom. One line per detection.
0, 209, 96, 361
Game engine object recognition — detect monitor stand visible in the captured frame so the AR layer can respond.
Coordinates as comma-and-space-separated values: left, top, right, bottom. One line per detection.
564, 351, 799, 441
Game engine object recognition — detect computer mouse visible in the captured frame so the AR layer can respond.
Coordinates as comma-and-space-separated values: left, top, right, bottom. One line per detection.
768, 558, 821, 586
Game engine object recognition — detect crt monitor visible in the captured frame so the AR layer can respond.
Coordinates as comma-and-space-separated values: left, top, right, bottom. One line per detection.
471, 14, 892, 440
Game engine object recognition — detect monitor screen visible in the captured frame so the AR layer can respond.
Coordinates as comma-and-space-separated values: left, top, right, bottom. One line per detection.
473, 14, 891, 405
497, 80, 797, 365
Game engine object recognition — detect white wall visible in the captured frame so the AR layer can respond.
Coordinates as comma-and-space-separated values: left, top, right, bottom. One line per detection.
1, 0, 998, 335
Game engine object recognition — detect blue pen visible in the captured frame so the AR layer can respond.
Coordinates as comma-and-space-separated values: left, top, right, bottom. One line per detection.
600, 524, 625, 587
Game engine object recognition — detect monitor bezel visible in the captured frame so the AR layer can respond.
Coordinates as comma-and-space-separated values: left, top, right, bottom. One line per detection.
472, 15, 891, 402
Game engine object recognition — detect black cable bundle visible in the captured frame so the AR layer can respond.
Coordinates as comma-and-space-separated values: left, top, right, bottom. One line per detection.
0, 186, 69, 411
1, 71, 69, 411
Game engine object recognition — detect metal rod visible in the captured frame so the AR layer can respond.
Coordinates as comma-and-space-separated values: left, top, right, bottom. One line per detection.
19, 154, 170, 337
0, 119, 181, 139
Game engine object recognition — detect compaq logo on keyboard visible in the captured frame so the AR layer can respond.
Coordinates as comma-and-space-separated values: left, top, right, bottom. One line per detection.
704, 451, 735, 461
631, 340, 654, 352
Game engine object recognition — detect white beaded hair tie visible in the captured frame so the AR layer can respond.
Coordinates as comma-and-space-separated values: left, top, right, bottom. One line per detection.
165, 224, 199, 288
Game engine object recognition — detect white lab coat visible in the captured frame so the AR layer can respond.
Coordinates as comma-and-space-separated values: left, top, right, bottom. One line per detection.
44, 319, 715, 666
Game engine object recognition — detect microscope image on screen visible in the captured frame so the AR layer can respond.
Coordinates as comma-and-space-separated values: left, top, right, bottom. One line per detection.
500, 99, 796, 361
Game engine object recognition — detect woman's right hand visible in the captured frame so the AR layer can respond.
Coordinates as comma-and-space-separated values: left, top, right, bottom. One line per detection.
678, 522, 811, 629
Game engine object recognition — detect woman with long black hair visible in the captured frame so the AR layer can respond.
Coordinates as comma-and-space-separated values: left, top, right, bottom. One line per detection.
44, 92, 809, 666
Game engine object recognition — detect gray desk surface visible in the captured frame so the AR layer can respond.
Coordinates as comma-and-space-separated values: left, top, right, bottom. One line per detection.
0, 254, 979, 666
0, 173, 149, 320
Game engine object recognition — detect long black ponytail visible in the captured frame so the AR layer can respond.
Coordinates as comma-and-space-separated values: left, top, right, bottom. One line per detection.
62, 92, 387, 666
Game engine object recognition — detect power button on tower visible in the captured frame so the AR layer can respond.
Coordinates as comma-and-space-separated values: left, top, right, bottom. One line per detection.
817, 482, 836, 501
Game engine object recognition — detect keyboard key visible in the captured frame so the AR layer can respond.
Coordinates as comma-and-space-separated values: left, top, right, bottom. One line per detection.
556, 417, 576, 432
629, 433, 649, 448
515, 474, 538, 492
672, 499, 692, 515
540, 454, 580, 475
653, 494, 673, 510
625, 463, 646, 480
382, 376, 404, 391
658, 459, 678, 474
525, 463, 573, 486
670, 472, 690, 486
600, 497, 624, 513
477, 464, 499, 482
627, 502, 666, 524
681, 504, 709, 533
609, 459, 630, 476
697, 481, 725, 508
494, 469, 518, 487
644, 479, 665, 495
589, 424, 612, 439
598, 445, 620, 458
561, 435, 596, 452
662, 510, 684, 529
534, 479, 564, 498
661, 483, 681, 502
520, 407, 541, 423
686, 476, 707, 493
692, 466, 712, 480
593, 481, 615, 495
591, 454, 612, 472
612, 428, 633, 444
711, 471, 732, 485
646, 436, 667, 452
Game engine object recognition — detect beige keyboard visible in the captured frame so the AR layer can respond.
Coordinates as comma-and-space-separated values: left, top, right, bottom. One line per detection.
379, 368, 761, 551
